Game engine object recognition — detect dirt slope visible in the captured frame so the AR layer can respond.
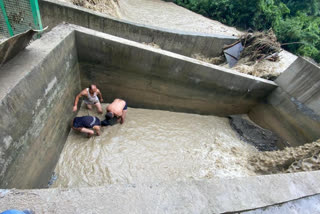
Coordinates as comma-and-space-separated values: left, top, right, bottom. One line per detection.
58, 0, 241, 36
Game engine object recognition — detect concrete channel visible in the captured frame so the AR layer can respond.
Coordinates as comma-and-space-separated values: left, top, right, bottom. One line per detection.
39, 0, 238, 58
0, 1, 320, 213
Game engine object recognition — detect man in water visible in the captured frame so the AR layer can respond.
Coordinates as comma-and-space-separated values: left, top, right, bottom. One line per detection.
105, 98, 127, 124
73, 85, 103, 114
72, 116, 103, 137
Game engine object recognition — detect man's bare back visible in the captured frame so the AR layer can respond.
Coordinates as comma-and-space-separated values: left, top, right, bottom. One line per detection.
106, 99, 127, 124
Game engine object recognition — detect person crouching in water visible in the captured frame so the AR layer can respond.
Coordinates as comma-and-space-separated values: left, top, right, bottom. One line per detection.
73, 84, 103, 114
72, 116, 108, 137
105, 98, 127, 124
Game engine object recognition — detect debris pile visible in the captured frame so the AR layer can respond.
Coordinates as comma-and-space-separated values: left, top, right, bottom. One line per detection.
67, 0, 121, 17
142, 42, 161, 49
239, 29, 281, 62
191, 53, 225, 65
193, 30, 283, 80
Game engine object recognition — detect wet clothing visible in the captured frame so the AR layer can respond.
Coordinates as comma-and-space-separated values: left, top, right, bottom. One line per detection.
123, 102, 128, 110
102, 116, 118, 126
73, 116, 101, 128
101, 119, 112, 126
84, 88, 99, 105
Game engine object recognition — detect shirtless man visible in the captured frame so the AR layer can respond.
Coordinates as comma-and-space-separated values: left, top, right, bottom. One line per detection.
72, 116, 102, 137
73, 85, 103, 114
105, 98, 127, 124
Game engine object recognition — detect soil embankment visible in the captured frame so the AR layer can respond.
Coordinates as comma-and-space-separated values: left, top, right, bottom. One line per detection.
59, 0, 121, 17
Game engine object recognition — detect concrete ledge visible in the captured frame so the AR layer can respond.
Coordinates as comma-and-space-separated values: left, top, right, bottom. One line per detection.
39, 0, 238, 58
1, 171, 320, 213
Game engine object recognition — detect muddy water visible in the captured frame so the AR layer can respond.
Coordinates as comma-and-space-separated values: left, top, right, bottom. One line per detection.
52, 104, 257, 188
249, 139, 320, 174
52, 103, 320, 188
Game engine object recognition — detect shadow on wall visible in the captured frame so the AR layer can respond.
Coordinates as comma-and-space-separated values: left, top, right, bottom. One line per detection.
249, 57, 320, 147
0, 28, 80, 189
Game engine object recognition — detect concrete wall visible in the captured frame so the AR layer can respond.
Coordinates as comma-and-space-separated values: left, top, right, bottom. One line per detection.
0, 25, 80, 188
0, 23, 277, 188
75, 27, 277, 116
39, 0, 238, 58
249, 57, 320, 147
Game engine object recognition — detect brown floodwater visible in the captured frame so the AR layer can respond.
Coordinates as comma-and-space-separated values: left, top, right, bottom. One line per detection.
249, 139, 320, 174
52, 104, 258, 188
52, 104, 320, 188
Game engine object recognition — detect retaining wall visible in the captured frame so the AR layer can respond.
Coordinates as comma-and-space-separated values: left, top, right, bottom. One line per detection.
76, 27, 277, 116
0, 24, 277, 188
0, 26, 80, 188
39, 0, 238, 58
249, 57, 320, 147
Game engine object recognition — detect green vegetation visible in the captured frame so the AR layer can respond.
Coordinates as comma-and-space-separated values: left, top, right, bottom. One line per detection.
172, 0, 320, 62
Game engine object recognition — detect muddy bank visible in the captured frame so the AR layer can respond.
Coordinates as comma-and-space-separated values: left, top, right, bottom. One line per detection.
59, 0, 121, 17
229, 115, 286, 151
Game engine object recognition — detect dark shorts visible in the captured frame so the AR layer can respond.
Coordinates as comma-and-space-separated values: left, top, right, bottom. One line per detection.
123, 101, 128, 110
103, 101, 127, 126
73, 116, 100, 128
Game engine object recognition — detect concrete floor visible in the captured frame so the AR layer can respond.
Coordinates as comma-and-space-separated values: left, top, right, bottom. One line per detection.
1, 171, 320, 213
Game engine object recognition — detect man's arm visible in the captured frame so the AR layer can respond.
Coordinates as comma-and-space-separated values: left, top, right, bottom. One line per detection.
120, 110, 127, 124
97, 89, 103, 102
73, 89, 87, 112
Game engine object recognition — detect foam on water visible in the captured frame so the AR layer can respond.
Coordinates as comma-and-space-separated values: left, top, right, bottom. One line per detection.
249, 139, 320, 174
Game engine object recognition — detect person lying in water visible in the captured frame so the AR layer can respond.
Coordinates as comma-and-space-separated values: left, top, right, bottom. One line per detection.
73, 84, 103, 114
105, 98, 127, 124
72, 116, 109, 137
